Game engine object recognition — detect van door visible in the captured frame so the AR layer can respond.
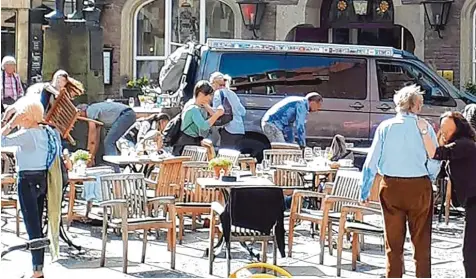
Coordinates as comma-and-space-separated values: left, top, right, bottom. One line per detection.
282, 53, 371, 146
370, 59, 458, 137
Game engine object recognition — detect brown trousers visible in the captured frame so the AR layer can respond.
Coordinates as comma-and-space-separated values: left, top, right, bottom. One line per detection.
379, 176, 433, 278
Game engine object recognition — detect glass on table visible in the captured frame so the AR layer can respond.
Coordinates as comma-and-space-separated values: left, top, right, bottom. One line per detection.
313, 147, 322, 157
256, 164, 263, 177
128, 97, 135, 108
304, 147, 313, 161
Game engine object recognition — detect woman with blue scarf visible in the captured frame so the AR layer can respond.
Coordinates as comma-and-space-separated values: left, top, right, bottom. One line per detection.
1, 98, 63, 278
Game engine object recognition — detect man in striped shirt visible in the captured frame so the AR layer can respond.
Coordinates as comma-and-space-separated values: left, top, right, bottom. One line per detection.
463, 104, 476, 131
1, 56, 24, 105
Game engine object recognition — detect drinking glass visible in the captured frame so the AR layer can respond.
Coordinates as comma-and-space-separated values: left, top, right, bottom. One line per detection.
313, 147, 322, 157
256, 164, 263, 177
262, 159, 270, 171
304, 147, 313, 161
128, 97, 135, 108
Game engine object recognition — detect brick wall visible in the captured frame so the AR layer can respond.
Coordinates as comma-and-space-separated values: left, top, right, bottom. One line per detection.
424, 0, 464, 87
101, 0, 126, 97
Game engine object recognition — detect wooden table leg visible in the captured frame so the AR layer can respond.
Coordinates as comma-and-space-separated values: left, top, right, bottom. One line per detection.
67, 182, 76, 231
445, 180, 452, 225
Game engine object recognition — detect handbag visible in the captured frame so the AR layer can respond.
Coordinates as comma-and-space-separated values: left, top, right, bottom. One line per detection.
213, 90, 233, 126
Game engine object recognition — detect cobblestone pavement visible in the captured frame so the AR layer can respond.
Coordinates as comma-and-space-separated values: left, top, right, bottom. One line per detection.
0, 208, 466, 278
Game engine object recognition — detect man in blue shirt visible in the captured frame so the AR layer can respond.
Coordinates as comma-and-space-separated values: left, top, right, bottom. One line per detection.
361, 84, 440, 278
261, 92, 322, 148
210, 72, 246, 149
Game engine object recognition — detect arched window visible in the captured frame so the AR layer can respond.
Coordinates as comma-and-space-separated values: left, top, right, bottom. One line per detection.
473, 8, 476, 82
133, 0, 236, 78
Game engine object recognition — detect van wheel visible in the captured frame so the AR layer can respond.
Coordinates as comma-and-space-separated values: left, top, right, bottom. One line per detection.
239, 136, 269, 162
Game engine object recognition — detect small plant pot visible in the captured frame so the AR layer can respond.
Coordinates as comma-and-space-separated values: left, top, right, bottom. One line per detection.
213, 166, 229, 179
74, 159, 87, 176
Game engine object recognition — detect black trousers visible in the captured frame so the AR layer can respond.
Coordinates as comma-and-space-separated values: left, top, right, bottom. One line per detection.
464, 197, 476, 278
220, 128, 243, 150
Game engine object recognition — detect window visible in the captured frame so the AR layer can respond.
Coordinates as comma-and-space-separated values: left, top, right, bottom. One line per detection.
219, 52, 367, 99
134, 0, 166, 80
376, 60, 454, 106
206, 0, 235, 39
1, 10, 16, 59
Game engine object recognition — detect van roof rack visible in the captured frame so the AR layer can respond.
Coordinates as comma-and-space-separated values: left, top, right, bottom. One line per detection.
207, 38, 400, 58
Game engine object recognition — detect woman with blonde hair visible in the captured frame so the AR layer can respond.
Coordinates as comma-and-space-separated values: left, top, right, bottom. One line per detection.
1, 98, 62, 278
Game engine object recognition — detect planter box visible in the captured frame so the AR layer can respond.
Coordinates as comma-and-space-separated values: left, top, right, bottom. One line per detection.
122, 88, 141, 106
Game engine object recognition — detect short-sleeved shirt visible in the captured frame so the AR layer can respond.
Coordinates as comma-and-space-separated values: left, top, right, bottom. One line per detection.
86, 102, 130, 127
1, 128, 48, 171
181, 101, 211, 138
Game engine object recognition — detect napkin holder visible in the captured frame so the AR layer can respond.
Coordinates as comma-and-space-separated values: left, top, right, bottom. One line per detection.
221, 176, 237, 182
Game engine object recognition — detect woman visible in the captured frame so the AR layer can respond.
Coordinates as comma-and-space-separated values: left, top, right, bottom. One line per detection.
118, 113, 170, 151
173, 80, 224, 155
1, 98, 62, 278
418, 111, 476, 278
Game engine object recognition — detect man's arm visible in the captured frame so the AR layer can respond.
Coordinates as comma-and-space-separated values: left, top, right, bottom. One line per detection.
295, 101, 308, 147
361, 125, 385, 201
425, 126, 442, 181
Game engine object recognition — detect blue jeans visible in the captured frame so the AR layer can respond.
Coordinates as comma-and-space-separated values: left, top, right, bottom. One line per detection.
17, 170, 47, 272
104, 109, 136, 172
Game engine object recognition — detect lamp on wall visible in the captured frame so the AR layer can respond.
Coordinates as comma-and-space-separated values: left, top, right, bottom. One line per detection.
237, 0, 267, 38
421, 0, 453, 39
353, 0, 369, 15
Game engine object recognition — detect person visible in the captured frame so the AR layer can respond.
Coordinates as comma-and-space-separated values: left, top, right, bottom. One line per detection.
1, 98, 62, 278
173, 81, 224, 155
463, 103, 476, 131
417, 111, 476, 278
210, 72, 246, 149
261, 92, 322, 148
360, 84, 441, 278
118, 113, 170, 150
1, 56, 24, 105
77, 101, 136, 170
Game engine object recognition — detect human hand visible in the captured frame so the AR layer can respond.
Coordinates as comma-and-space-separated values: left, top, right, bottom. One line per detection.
87, 156, 95, 167
216, 108, 225, 117
417, 118, 429, 132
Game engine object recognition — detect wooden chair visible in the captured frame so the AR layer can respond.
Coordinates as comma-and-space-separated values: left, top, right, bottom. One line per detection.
182, 145, 208, 161
217, 148, 241, 165
201, 139, 216, 160
44, 89, 80, 145
271, 142, 301, 150
1, 173, 19, 236
288, 170, 362, 264
145, 156, 191, 198
176, 161, 217, 244
263, 149, 303, 167
238, 156, 257, 176
99, 173, 177, 273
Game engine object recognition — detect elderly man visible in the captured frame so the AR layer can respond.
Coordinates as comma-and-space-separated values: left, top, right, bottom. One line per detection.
261, 92, 322, 148
78, 102, 136, 170
361, 84, 441, 278
210, 72, 246, 149
463, 104, 476, 131
1, 56, 24, 105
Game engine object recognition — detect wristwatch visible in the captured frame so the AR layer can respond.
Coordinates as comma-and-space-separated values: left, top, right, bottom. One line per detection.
420, 129, 428, 135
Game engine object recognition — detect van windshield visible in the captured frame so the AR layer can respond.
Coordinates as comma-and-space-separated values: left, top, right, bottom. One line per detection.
218, 52, 367, 99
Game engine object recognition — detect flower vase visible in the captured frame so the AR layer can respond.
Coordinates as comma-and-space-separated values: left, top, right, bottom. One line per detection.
213, 166, 229, 179
74, 160, 87, 176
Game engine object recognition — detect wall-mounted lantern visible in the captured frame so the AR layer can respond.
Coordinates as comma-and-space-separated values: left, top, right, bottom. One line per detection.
353, 0, 369, 15
421, 0, 453, 39
237, 0, 267, 38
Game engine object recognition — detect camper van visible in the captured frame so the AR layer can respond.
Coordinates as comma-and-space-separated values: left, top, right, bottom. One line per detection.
159, 39, 474, 159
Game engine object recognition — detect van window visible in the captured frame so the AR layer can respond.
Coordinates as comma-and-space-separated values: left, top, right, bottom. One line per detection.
376, 60, 455, 106
218, 52, 367, 99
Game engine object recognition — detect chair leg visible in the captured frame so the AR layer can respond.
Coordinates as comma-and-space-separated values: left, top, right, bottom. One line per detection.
328, 223, 333, 256
336, 228, 345, 277
178, 213, 184, 245
319, 223, 326, 265
287, 217, 295, 257
273, 237, 278, 276
191, 214, 197, 231
208, 212, 216, 275
100, 220, 108, 267
122, 226, 129, 273
261, 241, 268, 273
226, 242, 231, 278
171, 226, 176, 270
15, 205, 20, 237
141, 229, 147, 263
351, 232, 358, 271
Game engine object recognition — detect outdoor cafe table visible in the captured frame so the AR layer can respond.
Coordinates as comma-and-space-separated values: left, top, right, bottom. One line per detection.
348, 147, 370, 155
103, 155, 164, 176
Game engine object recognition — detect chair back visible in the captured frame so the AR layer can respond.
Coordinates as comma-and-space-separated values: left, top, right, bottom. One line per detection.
154, 156, 190, 197
271, 142, 300, 150
263, 149, 303, 167
330, 170, 362, 212
217, 148, 241, 165
44, 89, 80, 144
182, 145, 208, 161
228, 186, 284, 232
273, 169, 305, 188
181, 161, 217, 203
201, 139, 216, 160
100, 173, 148, 220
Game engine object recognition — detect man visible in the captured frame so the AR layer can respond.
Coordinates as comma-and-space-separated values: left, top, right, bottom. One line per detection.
361, 84, 441, 278
210, 72, 246, 149
77, 101, 136, 170
261, 92, 322, 148
118, 113, 170, 150
1, 56, 24, 105
463, 103, 476, 131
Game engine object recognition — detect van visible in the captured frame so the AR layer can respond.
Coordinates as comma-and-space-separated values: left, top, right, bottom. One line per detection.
162, 39, 473, 159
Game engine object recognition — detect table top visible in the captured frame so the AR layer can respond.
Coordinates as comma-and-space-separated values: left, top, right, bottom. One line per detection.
68, 173, 96, 182
103, 155, 165, 165
1, 147, 17, 155
132, 107, 163, 114
196, 176, 275, 189
273, 164, 338, 174
348, 147, 370, 155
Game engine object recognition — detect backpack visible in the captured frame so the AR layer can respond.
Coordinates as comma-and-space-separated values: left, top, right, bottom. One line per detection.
162, 113, 183, 147
213, 90, 233, 126
159, 42, 197, 93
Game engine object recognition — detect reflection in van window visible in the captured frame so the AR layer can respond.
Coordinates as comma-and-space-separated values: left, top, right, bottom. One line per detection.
219, 52, 367, 99
376, 60, 447, 101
